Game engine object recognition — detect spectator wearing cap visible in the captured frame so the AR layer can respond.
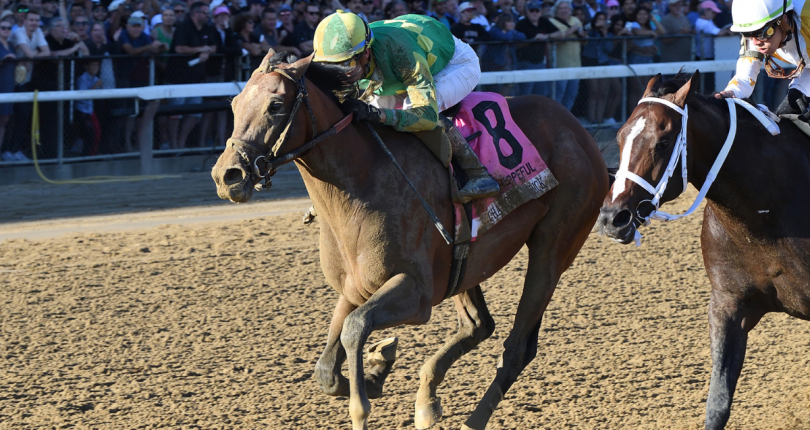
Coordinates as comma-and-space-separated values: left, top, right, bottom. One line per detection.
515, 0, 557, 97
482, 12, 525, 96
659, 0, 693, 64
358, 0, 374, 23
605, 0, 620, 17
289, 1, 319, 56
694, 0, 728, 91
277, 4, 295, 42
451, 1, 489, 44
93, 3, 109, 25
119, 14, 163, 152
429, 0, 455, 28
165, 1, 216, 149
11, 4, 29, 31
198, 4, 240, 149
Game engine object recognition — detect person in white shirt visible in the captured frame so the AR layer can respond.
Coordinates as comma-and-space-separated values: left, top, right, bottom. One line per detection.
11, 8, 49, 86
716, 0, 810, 121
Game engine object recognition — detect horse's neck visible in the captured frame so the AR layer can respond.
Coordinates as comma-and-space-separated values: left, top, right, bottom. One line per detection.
293, 83, 377, 223
688, 102, 778, 225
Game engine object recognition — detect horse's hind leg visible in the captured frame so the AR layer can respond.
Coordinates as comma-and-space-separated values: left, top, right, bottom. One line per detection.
414, 285, 495, 429
704, 290, 764, 430
462, 212, 593, 430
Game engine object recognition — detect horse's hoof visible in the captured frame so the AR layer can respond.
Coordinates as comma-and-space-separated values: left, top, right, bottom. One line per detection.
302, 206, 317, 224
366, 337, 398, 365
414, 396, 442, 429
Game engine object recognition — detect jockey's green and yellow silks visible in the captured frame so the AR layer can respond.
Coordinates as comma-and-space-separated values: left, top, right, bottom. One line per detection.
358, 15, 455, 132
313, 11, 373, 62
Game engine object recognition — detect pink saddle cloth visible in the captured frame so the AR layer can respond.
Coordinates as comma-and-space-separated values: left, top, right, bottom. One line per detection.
452, 92, 558, 242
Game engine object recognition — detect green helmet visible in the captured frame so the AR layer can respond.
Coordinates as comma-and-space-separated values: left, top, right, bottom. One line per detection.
312, 10, 374, 63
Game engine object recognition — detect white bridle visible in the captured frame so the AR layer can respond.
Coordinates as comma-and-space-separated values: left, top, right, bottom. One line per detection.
612, 96, 779, 245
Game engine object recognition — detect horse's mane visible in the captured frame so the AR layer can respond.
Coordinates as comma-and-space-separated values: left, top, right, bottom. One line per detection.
648, 72, 730, 113
264, 50, 353, 106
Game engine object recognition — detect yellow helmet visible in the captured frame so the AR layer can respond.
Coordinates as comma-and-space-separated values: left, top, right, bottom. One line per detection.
313, 10, 374, 63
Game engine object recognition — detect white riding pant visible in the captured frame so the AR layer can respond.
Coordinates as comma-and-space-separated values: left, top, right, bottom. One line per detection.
369, 36, 481, 112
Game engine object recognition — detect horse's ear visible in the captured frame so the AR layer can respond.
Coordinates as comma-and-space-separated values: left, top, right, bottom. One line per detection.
643, 74, 663, 98
673, 70, 700, 107
251, 49, 278, 78
285, 54, 314, 81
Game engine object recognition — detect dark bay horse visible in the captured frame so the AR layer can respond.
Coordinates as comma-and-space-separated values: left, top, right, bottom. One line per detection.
211, 52, 608, 430
599, 72, 810, 429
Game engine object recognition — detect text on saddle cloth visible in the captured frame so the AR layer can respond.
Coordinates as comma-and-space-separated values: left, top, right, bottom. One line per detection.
452, 92, 559, 242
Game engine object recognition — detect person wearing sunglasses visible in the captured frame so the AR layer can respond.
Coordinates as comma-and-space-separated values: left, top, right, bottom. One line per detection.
288, 2, 321, 56
715, 0, 810, 122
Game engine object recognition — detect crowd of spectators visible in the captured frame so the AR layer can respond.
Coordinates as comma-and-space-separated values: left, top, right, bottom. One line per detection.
0, 0, 737, 162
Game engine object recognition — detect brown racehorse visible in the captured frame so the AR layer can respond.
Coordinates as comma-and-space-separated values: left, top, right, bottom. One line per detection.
211, 52, 608, 430
599, 72, 810, 429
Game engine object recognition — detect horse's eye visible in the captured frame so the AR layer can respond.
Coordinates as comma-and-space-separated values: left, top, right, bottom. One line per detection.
269, 101, 283, 113
654, 140, 669, 152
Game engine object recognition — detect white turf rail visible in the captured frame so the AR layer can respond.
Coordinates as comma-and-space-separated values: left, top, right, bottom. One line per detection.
0, 60, 737, 104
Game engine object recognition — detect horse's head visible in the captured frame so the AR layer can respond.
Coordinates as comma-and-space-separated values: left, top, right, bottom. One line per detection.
599, 72, 699, 243
212, 51, 313, 203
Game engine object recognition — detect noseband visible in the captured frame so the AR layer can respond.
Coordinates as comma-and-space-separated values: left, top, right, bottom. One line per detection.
614, 96, 778, 244
226, 65, 352, 189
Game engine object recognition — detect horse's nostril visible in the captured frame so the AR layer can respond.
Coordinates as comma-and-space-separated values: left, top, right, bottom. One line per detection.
223, 168, 246, 186
612, 209, 633, 228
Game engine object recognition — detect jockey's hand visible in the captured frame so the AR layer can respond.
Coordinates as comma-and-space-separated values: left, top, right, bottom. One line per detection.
714, 90, 735, 99
343, 99, 383, 123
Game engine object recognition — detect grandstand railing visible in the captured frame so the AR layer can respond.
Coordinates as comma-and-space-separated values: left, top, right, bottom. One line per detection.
0, 34, 771, 171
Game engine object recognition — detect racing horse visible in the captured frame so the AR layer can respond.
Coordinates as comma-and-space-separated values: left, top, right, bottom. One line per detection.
211, 51, 608, 430
599, 72, 810, 429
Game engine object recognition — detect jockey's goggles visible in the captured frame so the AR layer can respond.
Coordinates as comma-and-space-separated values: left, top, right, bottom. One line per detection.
742, 19, 780, 40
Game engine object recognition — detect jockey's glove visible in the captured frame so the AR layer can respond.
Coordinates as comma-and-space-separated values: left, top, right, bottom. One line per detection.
795, 97, 810, 123
342, 99, 383, 123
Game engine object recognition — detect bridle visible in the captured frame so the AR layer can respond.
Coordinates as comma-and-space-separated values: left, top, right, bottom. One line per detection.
613, 95, 778, 245
226, 65, 353, 189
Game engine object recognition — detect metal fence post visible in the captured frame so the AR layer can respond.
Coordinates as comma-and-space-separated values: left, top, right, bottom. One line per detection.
550, 41, 557, 101
57, 59, 64, 165
140, 55, 156, 176
621, 38, 628, 123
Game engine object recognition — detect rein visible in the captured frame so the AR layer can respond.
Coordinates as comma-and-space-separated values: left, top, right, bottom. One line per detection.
615, 96, 777, 245
226, 66, 352, 189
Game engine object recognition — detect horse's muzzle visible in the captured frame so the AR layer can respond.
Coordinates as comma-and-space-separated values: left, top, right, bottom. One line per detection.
211, 149, 255, 203
598, 206, 636, 244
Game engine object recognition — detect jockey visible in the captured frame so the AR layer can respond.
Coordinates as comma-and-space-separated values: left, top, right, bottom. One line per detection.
716, 0, 810, 119
311, 10, 500, 202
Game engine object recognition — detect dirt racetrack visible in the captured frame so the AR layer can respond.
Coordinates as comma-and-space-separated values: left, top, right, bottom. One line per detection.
1, 171, 809, 429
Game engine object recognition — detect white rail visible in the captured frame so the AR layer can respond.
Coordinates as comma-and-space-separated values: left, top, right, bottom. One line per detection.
0, 60, 737, 104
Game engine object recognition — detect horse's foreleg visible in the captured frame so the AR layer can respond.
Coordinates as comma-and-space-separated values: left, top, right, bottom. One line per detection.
314, 295, 355, 397
414, 285, 495, 430
342, 273, 431, 430
704, 290, 763, 430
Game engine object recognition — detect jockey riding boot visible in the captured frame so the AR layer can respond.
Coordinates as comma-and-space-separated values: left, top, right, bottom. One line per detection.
441, 116, 500, 203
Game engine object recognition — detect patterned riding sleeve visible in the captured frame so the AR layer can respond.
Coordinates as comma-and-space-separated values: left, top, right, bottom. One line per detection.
724, 37, 763, 98
381, 51, 440, 133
